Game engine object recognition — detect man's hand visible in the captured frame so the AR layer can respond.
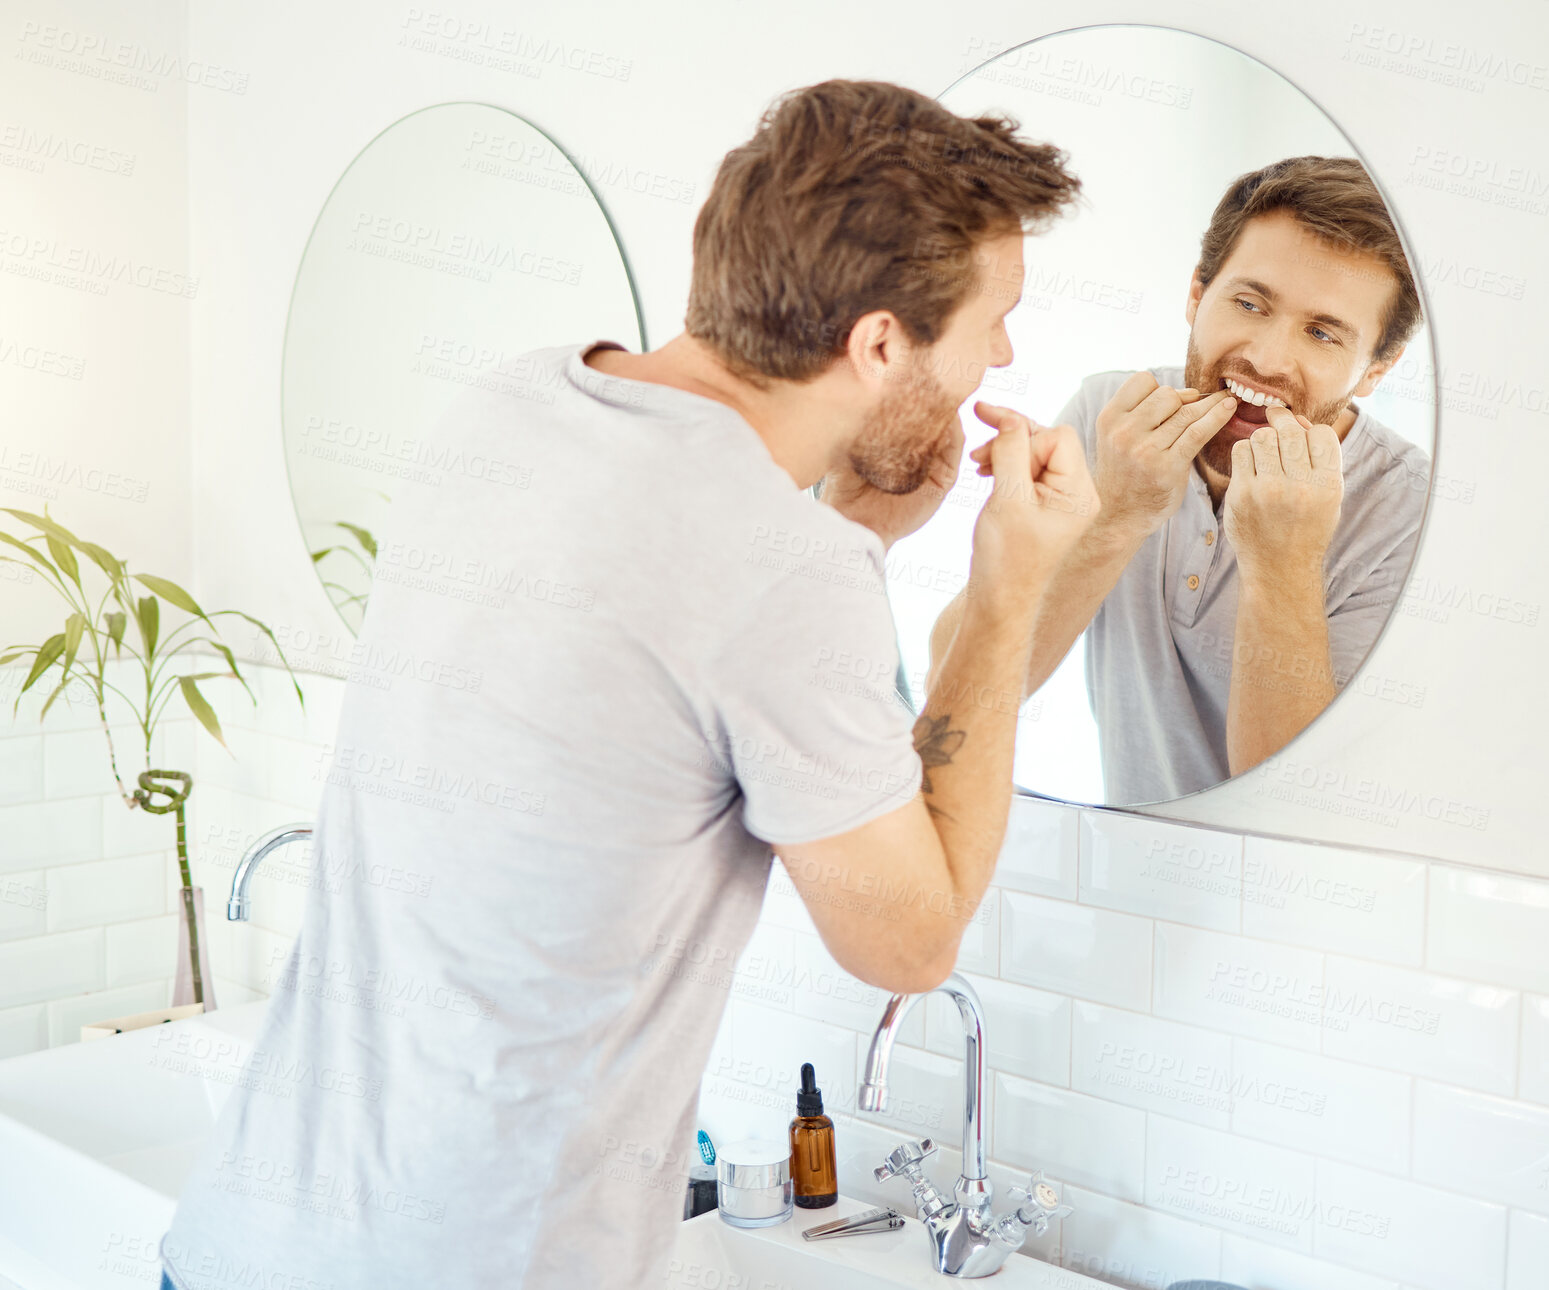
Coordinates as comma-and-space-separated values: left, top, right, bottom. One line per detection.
1087, 372, 1238, 535
817, 419, 965, 551
965, 401, 1100, 593
1224, 406, 1343, 581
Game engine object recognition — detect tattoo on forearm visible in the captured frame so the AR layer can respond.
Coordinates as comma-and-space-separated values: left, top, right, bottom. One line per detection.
912, 712, 967, 796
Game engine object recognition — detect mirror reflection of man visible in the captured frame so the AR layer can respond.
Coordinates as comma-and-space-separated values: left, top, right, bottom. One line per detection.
931, 156, 1429, 802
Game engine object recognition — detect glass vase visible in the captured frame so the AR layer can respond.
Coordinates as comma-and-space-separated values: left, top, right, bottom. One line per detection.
171, 884, 217, 1012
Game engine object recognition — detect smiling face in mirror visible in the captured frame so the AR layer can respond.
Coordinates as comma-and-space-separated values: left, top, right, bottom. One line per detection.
890, 27, 1436, 807
1183, 206, 1411, 491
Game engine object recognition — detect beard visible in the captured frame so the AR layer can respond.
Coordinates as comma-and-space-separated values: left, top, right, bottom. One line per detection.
1182, 336, 1356, 479
846, 358, 961, 494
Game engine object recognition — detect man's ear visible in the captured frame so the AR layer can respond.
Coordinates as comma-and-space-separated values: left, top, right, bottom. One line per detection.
1352, 342, 1406, 397
1185, 270, 1205, 327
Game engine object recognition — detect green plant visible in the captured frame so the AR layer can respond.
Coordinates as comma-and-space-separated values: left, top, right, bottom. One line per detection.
310, 518, 378, 617
0, 506, 305, 1009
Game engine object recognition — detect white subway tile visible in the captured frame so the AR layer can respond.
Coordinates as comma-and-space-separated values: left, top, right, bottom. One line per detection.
1522, 995, 1549, 1107
1061, 1182, 1222, 1289
1230, 1039, 1411, 1173
1001, 891, 1151, 1011
1413, 1081, 1549, 1216
0, 1001, 47, 1058
0, 870, 48, 941
0, 928, 103, 1009
995, 796, 1079, 899
1153, 924, 1324, 1050
727, 920, 795, 1012
1147, 1115, 1317, 1252
1313, 1160, 1507, 1290
925, 972, 1069, 1087
1506, 1209, 1549, 1290
100, 790, 175, 859
45, 852, 165, 932
105, 913, 179, 988
1428, 866, 1549, 993
850, 1039, 958, 1143
953, 884, 999, 975
0, 797, 102, 871
1321, 956, 1519, 1095
1221, 1233, 1401, 1290
0, 733, 42, 805
48, 979, 168, 1045
701, 999, 856, 1140
43, 725, 137, 800
1242, 838, 1425, 966
1080, 813, 1241, 931
994, 1072, 1146, 1202
1071, 1001, 1233, 1129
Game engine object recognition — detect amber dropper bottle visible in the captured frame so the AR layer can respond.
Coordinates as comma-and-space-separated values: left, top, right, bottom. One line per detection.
789, 1062, 837, 1208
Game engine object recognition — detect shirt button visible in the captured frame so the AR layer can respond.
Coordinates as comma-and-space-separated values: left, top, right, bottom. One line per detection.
1187, 574, 1200, 590
1205, 530, 1215, 546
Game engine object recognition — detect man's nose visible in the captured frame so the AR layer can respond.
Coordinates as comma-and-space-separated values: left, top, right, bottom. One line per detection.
1236, 327, 1294, 389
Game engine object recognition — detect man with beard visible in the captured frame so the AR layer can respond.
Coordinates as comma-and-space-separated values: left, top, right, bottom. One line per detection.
930, 155, 1429, 802
158, 80, 1099, 1290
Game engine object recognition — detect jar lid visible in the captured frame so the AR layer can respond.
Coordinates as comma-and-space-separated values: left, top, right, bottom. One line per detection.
716, 1138, 790, 1190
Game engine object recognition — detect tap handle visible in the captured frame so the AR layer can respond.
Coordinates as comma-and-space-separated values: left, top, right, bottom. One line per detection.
872, 1136, 936, 1182
1005, 1171, 1073, 1233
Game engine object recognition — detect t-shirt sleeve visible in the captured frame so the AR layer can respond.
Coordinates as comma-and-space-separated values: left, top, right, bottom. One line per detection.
705, 526, 924, 847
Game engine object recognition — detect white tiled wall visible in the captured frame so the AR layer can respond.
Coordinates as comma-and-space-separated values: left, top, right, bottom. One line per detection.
4, 658, 1548, 1290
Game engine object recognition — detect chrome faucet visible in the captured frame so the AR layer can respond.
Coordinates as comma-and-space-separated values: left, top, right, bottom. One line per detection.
859, 971, 1071, 1277
227, 824, 312, 920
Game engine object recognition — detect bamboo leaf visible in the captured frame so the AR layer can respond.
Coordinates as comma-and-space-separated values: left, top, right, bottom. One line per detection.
45, 534, 79, 586
0, 531, 59, 578
336, 522, 377, 560
105, 611, 127, 654
206, 639, 254, 705
310, 546, 339, 564
178, 675, 226, 749
0, 508, 80, 544
137, 595, 159, 657
0, 650, 27, 665
19, 632, 65, 696
61, 612, 85, 675
76, 541, 124, 584
227, 611, 304, 709
38, 674, 72, 721
133, 573, 206, 620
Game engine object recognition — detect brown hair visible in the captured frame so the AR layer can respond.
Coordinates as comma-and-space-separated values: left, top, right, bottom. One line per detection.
684, 79, 1082, 387
1196, 156, 1420, 362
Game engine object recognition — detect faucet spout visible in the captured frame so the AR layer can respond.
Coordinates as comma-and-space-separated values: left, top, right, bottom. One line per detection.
228, 824, 313, 920
858, 972, 988, 1186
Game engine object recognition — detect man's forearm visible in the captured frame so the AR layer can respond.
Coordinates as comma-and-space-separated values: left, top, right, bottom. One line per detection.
926, 517, 1146, 700
913, 583, 1042, 921
1226, 570, 1336, 774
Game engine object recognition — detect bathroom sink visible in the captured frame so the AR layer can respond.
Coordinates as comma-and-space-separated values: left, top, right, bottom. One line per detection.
0, 999, 268, 1290
669, 1200, 1108, 1289
0, 1003, 1107, 1290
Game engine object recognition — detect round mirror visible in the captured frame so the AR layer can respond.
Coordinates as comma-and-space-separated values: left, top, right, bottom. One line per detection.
886, 25, 1435, 807
282, 102, 644, 633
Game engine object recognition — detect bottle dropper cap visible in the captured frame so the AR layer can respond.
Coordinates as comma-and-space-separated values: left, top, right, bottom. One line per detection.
797, 1062, 825, 1117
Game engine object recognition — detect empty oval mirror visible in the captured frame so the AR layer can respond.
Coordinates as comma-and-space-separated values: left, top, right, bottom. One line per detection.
282, 102, 644, 633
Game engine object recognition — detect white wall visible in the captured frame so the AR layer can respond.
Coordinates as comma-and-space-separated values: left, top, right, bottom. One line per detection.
0, 0, 197, 1049
1, 1, 1546, 1287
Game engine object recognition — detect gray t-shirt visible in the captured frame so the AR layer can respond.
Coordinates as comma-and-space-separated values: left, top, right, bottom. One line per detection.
1060, 366, 1429, 805
159, 339, 922, 1289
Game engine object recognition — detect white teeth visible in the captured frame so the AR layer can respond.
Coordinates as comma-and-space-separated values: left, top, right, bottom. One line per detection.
1224, 377, 1286, 409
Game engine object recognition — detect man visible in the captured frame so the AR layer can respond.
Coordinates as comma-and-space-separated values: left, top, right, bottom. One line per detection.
932, 156, 1429, 803
157, 81, 1096, 1289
